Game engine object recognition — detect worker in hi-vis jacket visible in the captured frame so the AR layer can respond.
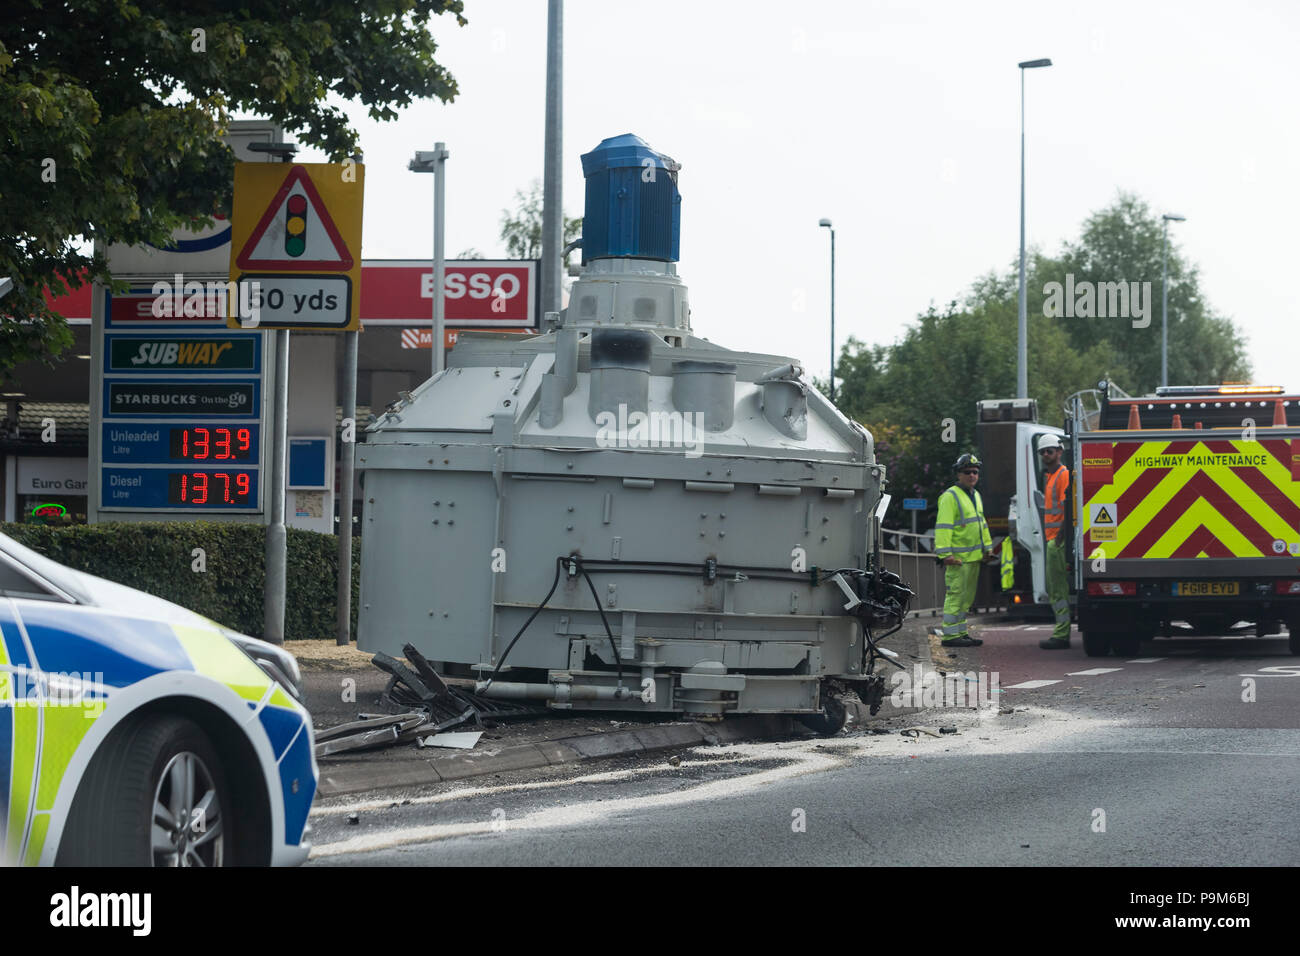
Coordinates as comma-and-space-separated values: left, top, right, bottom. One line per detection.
1037, 434, 1073, 649
933, 453, 994, 647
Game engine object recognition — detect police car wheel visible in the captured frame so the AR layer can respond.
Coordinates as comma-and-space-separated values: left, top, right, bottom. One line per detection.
798, 694, 848, 736
57, 714, 231, 867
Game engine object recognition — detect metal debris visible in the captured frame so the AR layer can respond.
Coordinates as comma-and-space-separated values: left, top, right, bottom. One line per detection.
417, 731, 484, 750
313, 643, 544, 760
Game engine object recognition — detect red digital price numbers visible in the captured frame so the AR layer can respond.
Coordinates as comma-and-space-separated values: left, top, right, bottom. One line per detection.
166, 471, 253, 505
168, 427, 252, 461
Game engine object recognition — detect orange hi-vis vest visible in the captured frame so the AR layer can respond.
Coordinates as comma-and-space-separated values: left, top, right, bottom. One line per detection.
1045, 464, 1069, 541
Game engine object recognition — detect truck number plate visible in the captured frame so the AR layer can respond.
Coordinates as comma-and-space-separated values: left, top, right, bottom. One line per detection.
1174, 581, 1239, 596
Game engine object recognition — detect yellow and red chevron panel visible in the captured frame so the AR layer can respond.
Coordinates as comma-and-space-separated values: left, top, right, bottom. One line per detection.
1080, 437, 1300, 559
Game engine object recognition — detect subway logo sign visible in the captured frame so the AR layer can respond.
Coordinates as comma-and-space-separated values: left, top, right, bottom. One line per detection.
107, 335, 259, 372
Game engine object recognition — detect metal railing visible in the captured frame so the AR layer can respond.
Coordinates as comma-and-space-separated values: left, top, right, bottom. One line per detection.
878, 527, 1006, 617
878, 528, 944, 616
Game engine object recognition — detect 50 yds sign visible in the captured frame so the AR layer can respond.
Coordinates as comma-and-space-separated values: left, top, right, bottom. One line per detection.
237, 274, 351, 329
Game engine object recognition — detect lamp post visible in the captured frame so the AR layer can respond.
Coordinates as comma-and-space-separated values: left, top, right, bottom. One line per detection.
1161, 213, 1185, 388
1017, 57, 1052, 400
819, 218, 835, 401
409, 144, 450, 375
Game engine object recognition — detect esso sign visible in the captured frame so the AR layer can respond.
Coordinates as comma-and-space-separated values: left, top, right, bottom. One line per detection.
361, 260, 537, 328
425, 271, 522, 302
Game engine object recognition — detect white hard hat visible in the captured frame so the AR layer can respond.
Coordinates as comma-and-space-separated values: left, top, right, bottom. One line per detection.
1037, 433, 1063, 451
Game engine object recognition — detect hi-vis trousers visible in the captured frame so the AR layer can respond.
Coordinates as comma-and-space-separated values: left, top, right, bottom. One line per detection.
1045, 536, 1071, 640
941, 560, 981, 639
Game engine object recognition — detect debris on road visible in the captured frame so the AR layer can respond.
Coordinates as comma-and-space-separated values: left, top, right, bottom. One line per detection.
313, 643, 543, 760
668, 755, 682, 767
417, 730, 484, 750
939, 726, 958, 734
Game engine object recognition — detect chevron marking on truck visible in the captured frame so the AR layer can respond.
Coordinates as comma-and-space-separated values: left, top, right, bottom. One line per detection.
1080, 438, 1300, 559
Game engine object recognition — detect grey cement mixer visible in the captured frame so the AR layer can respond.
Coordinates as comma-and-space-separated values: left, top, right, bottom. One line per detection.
357, 134, 912, 732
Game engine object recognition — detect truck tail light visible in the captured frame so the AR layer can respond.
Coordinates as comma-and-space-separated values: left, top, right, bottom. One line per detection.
1087, 581, 1136, 596
1274, 580, 1300, 595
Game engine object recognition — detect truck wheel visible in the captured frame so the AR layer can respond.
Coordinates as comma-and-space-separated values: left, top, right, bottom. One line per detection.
1110, 634, 1141, 657
57, 714, 230, 867
798, 694, 848, 736
1082, 631, 1112, 657
1289, 630, 1300, 656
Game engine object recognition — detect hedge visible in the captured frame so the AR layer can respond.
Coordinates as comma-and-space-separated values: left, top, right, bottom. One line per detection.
0, 522, 359, 642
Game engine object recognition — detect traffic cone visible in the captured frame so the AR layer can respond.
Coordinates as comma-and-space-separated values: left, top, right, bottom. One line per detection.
1274, 399, 1287, 427
1127, 403, 1141, 429
1171, 413, 1182, 429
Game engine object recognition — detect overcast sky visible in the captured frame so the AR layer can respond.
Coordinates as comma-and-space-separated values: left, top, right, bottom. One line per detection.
290, 0, 1299, 391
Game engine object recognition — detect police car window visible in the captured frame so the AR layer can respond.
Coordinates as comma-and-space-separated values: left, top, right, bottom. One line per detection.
0, 554, 58, 599
0, 533, 88, 603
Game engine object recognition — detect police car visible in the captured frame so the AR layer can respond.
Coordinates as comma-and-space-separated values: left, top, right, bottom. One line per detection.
0, 531, 316, 866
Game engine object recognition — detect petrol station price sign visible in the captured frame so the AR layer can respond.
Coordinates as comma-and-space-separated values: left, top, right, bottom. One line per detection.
228, 163, 364, 330
97, 296, 266, 514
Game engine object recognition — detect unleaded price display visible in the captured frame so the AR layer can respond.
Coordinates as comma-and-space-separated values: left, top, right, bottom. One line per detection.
167, 426, 253, 461
166, 471, 254, 506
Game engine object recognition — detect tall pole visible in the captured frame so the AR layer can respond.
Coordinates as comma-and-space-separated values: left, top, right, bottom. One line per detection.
541, 0, 564, 315
1160, 213, 1184, 390
1161, 219, 1169, 389
1016, 58, 1051, 400
433, 142, 448, 375
262, 147, 295, 646
336, 329, 358, 645
264, 328, 289, 644
1017, 68, 1028, 400
829, 228, 836, 401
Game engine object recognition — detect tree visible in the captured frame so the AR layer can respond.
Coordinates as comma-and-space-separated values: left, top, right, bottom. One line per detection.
832, 193, 1246, 511
1052, 193, 1250, 390
0, 1, 468, 372
499, 179, 583, 269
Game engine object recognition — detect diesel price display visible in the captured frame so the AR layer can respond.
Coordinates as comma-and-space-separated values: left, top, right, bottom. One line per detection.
167, 471, 253, 505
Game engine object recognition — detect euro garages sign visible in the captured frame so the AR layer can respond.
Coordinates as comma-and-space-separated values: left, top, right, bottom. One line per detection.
358, 260, 538, 328
228, 163, 364, 330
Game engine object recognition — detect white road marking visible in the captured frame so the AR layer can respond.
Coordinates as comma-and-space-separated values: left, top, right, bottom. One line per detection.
1126, 658, 1165, 663
309, 707, 1112, 859
312, 756, 754, 816
1004, 679, 1063, 689
1066, 667, 1123, 676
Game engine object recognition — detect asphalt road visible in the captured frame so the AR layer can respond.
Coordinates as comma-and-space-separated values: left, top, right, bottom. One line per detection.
306, 621, 1300, 866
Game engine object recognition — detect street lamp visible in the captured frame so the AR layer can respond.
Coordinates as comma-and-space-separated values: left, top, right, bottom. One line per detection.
819, 218, 835, 401
1161, 213, 1186, 388
410, 144, 450, 376
1017, 57, 1052, 400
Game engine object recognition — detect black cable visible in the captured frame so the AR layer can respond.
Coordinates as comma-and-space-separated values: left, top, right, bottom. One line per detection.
578, 562, 624, 685
481, 556, 564, 693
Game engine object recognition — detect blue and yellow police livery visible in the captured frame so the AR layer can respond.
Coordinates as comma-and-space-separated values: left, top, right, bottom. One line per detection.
0, 532, 316, 866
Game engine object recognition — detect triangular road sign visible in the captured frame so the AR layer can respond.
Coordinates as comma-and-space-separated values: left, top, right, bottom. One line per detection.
235, 165, 354, 271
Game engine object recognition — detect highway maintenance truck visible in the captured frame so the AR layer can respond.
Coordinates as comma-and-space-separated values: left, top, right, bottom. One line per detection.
1012, 381, 1300, 657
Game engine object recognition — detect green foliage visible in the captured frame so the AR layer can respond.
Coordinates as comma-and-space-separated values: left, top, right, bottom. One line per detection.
834, 193, 1250, 513
0, 1, 467, 372
499, 179, 583, 267
1052, 194, 1250, 388
1, 521, 359, 641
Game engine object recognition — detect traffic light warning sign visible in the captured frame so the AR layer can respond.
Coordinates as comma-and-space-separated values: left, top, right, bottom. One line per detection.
235, 165, 354, 271
229, 162, 364, 330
